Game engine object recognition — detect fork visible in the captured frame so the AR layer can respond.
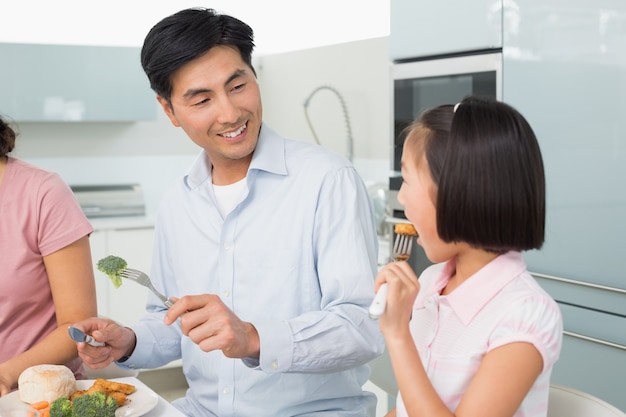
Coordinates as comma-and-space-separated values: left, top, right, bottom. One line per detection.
120, 268, 175, 308
368, 229, 414, 319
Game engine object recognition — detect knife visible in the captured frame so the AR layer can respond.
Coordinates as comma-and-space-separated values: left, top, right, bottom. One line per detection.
68, 326, 105, 347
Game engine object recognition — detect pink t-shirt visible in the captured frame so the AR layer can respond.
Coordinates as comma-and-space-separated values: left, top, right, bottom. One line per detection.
0, 157, 93, 378
396, 251, 563, 417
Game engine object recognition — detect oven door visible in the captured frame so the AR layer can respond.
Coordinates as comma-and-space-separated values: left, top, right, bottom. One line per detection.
391, 52, 503, 176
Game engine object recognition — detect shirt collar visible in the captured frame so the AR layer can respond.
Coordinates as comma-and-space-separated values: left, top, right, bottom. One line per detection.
248, 124, 288, 176
184, 123, 288, 189
424, 251, 527, 326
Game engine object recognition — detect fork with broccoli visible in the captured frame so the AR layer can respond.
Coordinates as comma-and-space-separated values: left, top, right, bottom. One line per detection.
96, 255, 173, 308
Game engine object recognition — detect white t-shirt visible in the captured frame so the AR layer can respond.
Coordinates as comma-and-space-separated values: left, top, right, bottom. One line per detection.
213, 177, 247, 218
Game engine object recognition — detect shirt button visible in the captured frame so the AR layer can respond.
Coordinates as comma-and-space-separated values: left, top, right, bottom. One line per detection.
223, 290, 230, 298
271, 360, 279, 369
222, 386, 231, 394
224, 242, 232, 250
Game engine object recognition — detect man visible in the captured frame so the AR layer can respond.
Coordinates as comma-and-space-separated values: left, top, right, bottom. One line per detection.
74, 7, 384, 417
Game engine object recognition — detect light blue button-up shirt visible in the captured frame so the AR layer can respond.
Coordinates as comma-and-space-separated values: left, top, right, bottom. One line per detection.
122, 124, 385, 416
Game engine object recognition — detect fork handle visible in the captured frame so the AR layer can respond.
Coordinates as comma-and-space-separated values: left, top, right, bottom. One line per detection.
369, 283, 388, 320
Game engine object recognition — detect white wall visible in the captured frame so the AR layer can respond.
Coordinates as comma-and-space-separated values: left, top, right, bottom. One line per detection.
258, 37, 392, 182
0, 0, 389, 55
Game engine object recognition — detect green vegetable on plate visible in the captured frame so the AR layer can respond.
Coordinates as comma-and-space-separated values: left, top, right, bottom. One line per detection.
50, 397, 73, 417
71, 391, 118, 417
96, 255, 128, 288
50, 391, 118, 417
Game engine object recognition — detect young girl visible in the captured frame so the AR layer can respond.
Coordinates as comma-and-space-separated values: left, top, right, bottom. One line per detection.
375, 96, 563, 417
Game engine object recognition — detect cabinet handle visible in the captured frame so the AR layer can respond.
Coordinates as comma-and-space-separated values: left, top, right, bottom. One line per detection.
112, 227, 153, 232
564, 330, 626, 351
531, 272, 626, 295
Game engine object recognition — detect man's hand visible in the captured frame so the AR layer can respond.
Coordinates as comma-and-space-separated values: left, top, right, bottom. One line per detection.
164, 294, 260, 359
72, 317, 137, 368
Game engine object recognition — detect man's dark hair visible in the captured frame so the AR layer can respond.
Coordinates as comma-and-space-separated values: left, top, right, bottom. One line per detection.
140, 7, 255, 103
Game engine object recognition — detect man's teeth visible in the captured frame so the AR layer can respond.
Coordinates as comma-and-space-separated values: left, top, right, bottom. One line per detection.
221, 124, 246, 138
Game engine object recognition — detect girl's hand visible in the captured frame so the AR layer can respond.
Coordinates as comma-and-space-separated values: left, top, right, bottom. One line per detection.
374, 261, 420, 337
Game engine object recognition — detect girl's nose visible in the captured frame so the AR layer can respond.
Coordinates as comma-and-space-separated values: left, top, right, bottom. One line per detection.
397, 182, 406, 205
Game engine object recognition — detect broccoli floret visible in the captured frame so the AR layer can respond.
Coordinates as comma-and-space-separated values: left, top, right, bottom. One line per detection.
71, 391, 118, 417
50, 397, 73, 417
97, 255, 127, 288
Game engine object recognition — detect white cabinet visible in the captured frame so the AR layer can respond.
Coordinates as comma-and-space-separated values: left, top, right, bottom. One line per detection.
90, 224, 183, 370
90, 227, 154, 325
390, 0, 502, 60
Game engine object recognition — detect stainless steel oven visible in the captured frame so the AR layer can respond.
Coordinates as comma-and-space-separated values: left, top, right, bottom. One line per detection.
387, 51, 502, 273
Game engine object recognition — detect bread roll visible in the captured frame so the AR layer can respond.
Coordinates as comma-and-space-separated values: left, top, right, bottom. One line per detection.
394, 223, 418, 236
18, 364, 77, 404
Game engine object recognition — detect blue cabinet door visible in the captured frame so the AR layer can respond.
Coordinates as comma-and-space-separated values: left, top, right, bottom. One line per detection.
503, 0, 626, 290
503, 1, 626, 411
0, 43, 157, 122
390, 0, 503, 60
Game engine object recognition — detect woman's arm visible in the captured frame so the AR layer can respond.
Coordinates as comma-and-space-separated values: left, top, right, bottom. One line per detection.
0, 235, 97, 394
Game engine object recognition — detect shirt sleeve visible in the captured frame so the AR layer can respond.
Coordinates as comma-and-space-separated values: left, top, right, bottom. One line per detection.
253, 166, 385, 373
38, 172, 93, 256
488, 292, 563, 372
122, 312, 183, 369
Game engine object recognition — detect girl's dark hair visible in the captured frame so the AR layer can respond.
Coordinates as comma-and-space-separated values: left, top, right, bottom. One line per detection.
0, 115, 17, 157
405, 96, 545, 252
140, 7, 255, 103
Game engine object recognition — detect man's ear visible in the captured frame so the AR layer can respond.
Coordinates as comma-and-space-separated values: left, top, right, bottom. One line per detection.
157, 95, 180, 127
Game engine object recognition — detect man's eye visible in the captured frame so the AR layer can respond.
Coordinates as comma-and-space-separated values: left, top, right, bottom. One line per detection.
194, 98, 210, 106
232, 83, 245, 91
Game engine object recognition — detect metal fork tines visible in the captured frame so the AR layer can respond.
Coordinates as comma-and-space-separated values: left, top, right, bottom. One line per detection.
392, 232, 414, 262
120, 268, 174, 308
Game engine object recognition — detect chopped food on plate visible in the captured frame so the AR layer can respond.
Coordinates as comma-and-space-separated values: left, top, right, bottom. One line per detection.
17, 365, 136, 417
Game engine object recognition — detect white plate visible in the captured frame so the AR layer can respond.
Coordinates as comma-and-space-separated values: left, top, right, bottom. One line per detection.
0, 379, 159, 417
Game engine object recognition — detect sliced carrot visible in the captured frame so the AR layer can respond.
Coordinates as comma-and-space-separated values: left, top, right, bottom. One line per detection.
40, 408, 51, 417
29, 400, 50, 410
